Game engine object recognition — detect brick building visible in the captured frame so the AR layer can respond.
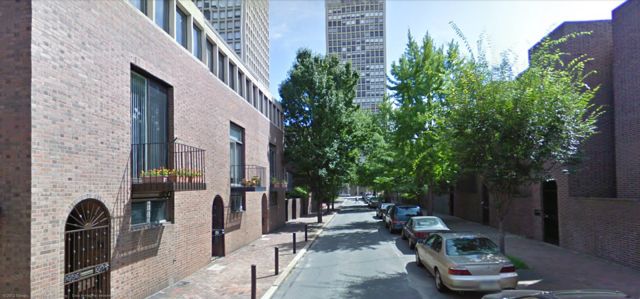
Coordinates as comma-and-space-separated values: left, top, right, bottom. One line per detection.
447, 0, 640, 270
0, 0, 287, 298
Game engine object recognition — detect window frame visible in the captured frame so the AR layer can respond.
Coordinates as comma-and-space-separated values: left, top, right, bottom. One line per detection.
131, 198, 169, 226
176, 6, 189, 49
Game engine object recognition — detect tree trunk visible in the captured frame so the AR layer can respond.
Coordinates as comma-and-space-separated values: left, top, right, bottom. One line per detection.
498, 217, 506, 254
427, 187, 434, 216
331, 198, 335, 211
311, 187, 323, 223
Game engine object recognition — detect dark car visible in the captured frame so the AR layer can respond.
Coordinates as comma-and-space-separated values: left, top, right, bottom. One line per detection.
401, 216, 450, 249
376, 202, 395, 219
482, 289, 630, 299
368, 196, 382, 209
385, 205, 422, 233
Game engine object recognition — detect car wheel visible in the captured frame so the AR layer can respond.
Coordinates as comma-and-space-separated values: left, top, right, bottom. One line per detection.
435, 269, 449, 293
401, 231, 407, 240
415, 252, 423, 268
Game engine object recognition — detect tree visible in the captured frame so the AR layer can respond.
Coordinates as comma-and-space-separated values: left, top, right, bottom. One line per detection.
448, 32, 602, 252
279, 49, 361, 223
387, 32, 460, 214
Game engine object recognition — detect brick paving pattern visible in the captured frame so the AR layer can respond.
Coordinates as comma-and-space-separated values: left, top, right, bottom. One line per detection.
148, 210, 338, 299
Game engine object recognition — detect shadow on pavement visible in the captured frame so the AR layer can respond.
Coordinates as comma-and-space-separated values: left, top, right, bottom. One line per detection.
308, 230, 386, 253
404, 263, 483, 299
394, 236, 414, 256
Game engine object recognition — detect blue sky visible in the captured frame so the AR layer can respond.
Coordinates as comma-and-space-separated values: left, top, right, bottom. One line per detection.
268, 0, 624, 98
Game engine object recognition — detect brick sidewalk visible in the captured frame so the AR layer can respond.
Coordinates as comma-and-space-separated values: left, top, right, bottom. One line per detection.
148, 209, 339, 299
438, 214, 640, 297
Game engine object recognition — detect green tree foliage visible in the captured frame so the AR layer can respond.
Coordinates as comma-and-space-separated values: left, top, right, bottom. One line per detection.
279, 49, 361, 222
448, 31, 601, 252
386, 32, 460, 214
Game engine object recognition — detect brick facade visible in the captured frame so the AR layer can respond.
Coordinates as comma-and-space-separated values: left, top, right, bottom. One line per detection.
452, 0, 640, 270
0, 0, 32, 296
0, 0, 286, 298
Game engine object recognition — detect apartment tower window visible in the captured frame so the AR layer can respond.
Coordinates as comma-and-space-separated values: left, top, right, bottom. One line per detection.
176, 7, 188, 49
155, 0, 170, 34
193, 25, 203, 60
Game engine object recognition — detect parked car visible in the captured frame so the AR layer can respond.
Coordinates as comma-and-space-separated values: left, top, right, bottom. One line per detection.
368, 196, 381, 209
401, 216, 450, 249
415, 232, 518, 292
385, 205, 422, 233
376, 203, 395, 219
482, 289, 630, 299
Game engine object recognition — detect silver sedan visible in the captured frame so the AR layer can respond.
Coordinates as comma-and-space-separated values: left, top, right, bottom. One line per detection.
415, 232, 518, 292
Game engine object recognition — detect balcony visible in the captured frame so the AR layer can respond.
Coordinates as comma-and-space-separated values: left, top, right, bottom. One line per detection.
131, 142, 206, 192
270, 173, 289, 191
231, 165, 266, 192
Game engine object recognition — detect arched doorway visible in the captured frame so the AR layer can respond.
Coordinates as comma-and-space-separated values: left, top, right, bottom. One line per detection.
261, 194, 268, 234
542, 180, 559, 245
212, 196, 225, 257
64, 199, 111, 298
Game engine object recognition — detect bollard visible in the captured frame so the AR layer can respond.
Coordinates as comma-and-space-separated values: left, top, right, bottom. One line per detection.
251, 264, 257, 299
275, 247, 279, 275
305, 224, 308, 242
293, 233, 297, 254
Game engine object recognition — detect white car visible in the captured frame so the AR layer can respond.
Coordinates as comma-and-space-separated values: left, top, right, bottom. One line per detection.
415, 232, 518, 292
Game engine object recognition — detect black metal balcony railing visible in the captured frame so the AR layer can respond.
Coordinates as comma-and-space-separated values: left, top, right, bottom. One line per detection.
230, 165, 266, 192
269, 172, 289, 191
131, 142, 206, 192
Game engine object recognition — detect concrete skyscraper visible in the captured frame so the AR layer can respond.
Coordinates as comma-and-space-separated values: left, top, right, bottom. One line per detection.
326, 0, 386, 112
195, 0, 269, 86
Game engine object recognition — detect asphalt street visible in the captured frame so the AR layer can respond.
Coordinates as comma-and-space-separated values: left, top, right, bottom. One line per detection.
272, 198, 481, 299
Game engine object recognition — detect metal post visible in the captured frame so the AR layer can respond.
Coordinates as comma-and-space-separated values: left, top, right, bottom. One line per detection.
275, 247, 279, 275
305, 224, 308, 242
251, 264, 256, 299
293, 233, 297, 254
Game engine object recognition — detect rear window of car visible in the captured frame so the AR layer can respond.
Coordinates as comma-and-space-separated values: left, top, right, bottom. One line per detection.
414, 218, 443, 228
446, 237, 499, 256
396, 207, 420, 216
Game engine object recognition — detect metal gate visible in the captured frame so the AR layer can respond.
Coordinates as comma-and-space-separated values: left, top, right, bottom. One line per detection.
64, 199, 111, 298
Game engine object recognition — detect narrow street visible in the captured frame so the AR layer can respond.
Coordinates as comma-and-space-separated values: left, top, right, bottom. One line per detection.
272, 198, 477, 299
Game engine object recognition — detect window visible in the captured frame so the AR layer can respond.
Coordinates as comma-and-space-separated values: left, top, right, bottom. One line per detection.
230, 123, 244, 186
131, 198, 168, 225
176, 7, 188, 49
193, 24, 203, 60
131, 71, 169, 177
130, 0, 147, 14
231, 192, 245, 212
218, 52, 226, 82
207, 40, 214, 73
238, 71, 245, 98
229, 63, 236, 90
269, 144, 276, 178
155, 0, 170, 34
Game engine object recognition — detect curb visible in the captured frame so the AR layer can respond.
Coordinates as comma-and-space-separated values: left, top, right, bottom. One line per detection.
260, 203, 342, 299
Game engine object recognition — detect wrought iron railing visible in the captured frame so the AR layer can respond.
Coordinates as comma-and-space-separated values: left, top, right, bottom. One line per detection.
131, 142, 206, 192
230, 164, 266, 191
270, 172, 288, 190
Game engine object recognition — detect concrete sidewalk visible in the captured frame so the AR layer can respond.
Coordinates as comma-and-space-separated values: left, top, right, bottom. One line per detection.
148, 206, 341, 299
438, 214, 640, 297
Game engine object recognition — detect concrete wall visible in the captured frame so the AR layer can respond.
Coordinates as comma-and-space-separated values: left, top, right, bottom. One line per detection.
0, 0, 32, 297
23, 0, 284, 298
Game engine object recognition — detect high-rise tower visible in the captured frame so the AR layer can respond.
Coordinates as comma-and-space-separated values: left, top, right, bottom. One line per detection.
196, 0, 269, 86
326, 0, 386, 112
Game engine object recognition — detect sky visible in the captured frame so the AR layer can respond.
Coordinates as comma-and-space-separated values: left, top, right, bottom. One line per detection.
268, 0, 624, 98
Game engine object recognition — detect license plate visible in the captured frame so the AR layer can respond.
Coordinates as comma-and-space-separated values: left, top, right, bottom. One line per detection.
479, 281, 499, 290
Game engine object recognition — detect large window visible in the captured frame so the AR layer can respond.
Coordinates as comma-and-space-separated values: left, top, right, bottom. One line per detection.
154, 0, 170, 34
131, 71, 169, 177
207, 40, 214, 73
176, 7, 188, 49
229, 63, 236, 90
131, 198, 168, 225
230, 192, 245, 212
230, 123, 244, 186
193, 24, 203, 60
218, 52, 226, 82
130, 0, 147, 14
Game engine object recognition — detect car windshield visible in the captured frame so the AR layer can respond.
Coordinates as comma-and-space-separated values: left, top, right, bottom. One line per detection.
414, 218, 444, 229
396, 207, 420, 221
446, 237, 499, 256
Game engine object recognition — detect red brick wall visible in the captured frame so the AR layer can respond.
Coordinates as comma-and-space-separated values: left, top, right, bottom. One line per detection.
613, 0, 640, 198
26, 1, 283, 298
0, 0, 32, 296
545, 21, 617, 198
